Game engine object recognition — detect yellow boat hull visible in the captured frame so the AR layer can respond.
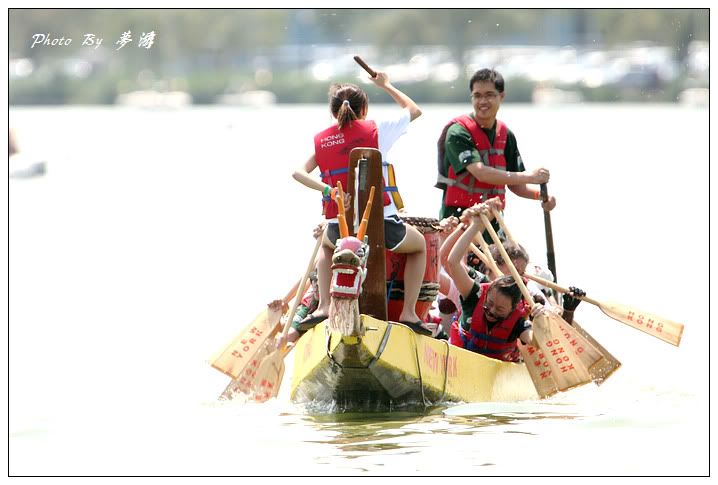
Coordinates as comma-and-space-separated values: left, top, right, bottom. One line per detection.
290, 315, 537, 411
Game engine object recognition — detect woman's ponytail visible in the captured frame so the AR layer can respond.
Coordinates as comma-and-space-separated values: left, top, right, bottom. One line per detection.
336, 98, 358, 129
328, 84, 368, 129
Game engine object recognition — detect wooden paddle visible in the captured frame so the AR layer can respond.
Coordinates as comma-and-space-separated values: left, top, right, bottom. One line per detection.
354, 56, 377, 78
477, 212, 598, 392
490, 208, 622, 384
524, 273, 683, 347
211, 280, 301, 380
540, 183, 557, 282
251, 229, 325, 402
218, 338, 275, 400
467, 239, 612, 391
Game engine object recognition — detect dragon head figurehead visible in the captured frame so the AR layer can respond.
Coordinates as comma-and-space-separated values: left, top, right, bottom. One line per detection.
330, 236, 368, 299
328, 235, 369, 336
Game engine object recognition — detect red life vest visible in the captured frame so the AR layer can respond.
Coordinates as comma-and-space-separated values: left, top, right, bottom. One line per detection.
314, 120, 401, 219
448, 282, 527, 362
436, 115, 508, 209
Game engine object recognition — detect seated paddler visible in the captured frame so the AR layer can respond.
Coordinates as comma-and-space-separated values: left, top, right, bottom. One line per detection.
444, 203, 546, 362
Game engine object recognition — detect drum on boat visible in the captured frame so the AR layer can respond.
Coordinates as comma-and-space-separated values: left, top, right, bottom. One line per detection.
385, 216, 441, 322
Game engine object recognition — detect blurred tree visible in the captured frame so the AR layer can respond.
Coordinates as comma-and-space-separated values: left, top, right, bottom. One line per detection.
311, 9, 368, 43
673, 9, 702, 66
370, 10, 443, 59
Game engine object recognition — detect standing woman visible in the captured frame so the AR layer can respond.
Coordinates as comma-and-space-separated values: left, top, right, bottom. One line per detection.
293, 71, 427, 330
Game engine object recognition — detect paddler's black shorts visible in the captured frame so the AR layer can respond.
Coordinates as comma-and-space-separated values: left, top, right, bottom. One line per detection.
326, 215, 407, 251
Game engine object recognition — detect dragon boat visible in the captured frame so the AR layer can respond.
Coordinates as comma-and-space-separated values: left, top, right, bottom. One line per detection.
287, 148, 538, 412
212, 147, 627, 410
212, 56, 682, 410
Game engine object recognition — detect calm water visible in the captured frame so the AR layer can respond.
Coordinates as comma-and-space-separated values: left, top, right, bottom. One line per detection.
8, 103, 709, 476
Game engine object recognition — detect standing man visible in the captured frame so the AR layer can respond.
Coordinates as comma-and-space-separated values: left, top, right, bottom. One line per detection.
436, 68, 556, 229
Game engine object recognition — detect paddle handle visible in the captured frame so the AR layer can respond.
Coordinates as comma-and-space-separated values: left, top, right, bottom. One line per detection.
469, 243, 493, 272
471, 233, 502, 278
281, 280, 303, 306
280, 231, 324, 341
478, 213, 534, 305
353, 56, 377, 77
491, 208, 517, 245
525, 273, 600, 306
540, 183, 557, 281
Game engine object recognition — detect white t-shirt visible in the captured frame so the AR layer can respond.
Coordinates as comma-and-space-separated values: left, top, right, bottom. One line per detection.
375, 108, 411, 218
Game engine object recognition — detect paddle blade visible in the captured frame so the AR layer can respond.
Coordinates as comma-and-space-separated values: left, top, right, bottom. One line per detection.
251, 351, 286, 403
211, 306, 282, 379
546, 312, 612, 383
531, 313, 593, 392
571, 319, 621, 385
598, 301, 683, 346
218, 342, 274, 400
518, 340, 559, 399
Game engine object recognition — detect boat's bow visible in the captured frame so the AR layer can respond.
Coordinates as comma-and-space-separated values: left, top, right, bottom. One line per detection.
290, 316, 537, 412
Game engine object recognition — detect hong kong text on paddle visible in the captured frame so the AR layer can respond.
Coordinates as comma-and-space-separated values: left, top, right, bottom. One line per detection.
30, 31, 157, 50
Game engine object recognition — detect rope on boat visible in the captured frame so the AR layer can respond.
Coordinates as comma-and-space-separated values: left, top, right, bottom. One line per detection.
386, 282, 440, 301
412, 331, 429, 408
372, 323, 393, 364
400, 216, 441, 233
398, 322, 430, 409
418, 282, 440, 301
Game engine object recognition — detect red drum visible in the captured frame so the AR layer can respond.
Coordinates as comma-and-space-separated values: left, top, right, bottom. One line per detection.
386, 217, 441, 322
